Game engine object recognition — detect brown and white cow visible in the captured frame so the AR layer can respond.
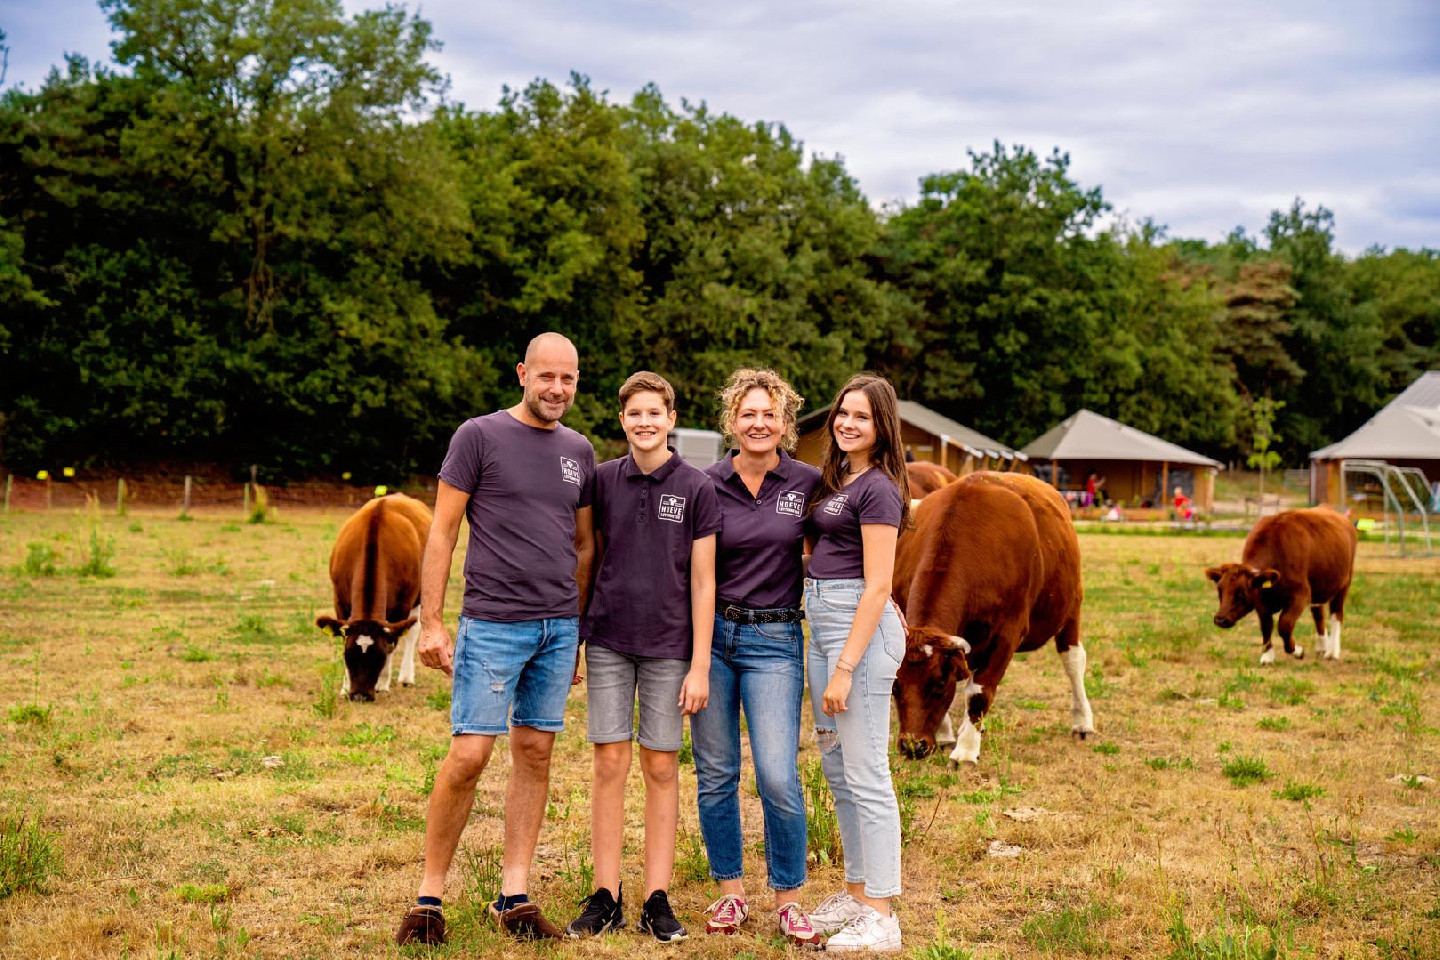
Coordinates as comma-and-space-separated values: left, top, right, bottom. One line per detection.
892, 472, 1094, 764
317, 493, 432, 701
1205, 506, 1356, 665
906, 461, 957, 499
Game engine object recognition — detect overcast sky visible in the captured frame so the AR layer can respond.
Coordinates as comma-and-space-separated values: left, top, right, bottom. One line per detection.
4, 0, 1438, 253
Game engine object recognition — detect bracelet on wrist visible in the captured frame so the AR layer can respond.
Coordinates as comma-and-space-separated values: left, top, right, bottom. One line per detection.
836, 659, 856, 674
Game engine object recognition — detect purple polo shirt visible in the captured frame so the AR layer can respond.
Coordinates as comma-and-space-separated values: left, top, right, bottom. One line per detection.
582, 451, 722, 660
438, 410, 596, 621
806, 468, 904, 580
705, 450, 821, 610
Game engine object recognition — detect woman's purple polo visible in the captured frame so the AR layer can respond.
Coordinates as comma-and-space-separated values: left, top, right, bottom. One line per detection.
438, 411, 596, 622
705, 450, 821, 610
806, 468, 904, 580
582, 451, 722, 660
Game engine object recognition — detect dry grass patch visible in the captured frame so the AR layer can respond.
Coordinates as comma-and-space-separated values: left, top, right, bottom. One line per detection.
1, 511, 1438, 958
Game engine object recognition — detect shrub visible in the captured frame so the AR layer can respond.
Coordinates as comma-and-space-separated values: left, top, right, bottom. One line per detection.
1222, 755, 1272, 787
20, 543, 58, 578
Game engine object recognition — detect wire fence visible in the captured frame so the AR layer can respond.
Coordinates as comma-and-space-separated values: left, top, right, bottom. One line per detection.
0, 474, 438, 514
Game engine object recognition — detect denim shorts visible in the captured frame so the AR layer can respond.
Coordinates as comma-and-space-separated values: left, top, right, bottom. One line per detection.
450, 615, 579, 736
584, 644, 689, 751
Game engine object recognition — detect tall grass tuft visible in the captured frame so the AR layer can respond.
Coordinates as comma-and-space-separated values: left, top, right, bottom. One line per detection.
804, 757, 841, 865
76, 518, 117, 578
1221, 755, 1272, 787
20, 542, 58, 578
313, 659, 344, 719
0, 813, 61, 899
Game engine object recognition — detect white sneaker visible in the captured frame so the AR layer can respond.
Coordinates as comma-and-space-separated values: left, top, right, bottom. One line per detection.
810, 892, 867, 935
825, 908, 902, 953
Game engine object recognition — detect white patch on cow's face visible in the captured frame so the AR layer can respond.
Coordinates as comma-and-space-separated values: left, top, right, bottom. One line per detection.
356, 636, 374, 653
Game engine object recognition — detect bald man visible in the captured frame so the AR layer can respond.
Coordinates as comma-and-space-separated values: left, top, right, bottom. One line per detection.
396, 333, 597, 945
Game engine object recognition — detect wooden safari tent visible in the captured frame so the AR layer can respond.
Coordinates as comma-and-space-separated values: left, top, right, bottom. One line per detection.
1309, 371, 1440, 508
1021, 409, 1222, 512
795, 400, 1029, 475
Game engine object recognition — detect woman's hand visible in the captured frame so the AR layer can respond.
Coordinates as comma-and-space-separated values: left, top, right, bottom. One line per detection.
822, 670, 853, 717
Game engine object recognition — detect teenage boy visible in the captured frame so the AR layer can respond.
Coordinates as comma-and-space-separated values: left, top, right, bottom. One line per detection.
565, 371, 721, 943
394, 333, 596, 946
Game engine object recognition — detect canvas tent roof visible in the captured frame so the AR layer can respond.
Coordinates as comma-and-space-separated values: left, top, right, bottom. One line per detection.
1310, 371, 1440, 461
797, 400, 1024, 460
1021, 409, 1222, 468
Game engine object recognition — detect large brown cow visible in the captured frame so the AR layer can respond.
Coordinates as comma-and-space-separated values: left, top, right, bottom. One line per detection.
906, 461, 957, 499
1205, 506, 1356, 665
317, 493, 433, 701
892, 472, 1094, 764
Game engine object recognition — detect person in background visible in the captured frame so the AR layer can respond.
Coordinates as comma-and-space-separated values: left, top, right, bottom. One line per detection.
566, 372, 720, 943
803, 373, 909, 954
1174, 485, 1195, 520
692, 368, 822, 948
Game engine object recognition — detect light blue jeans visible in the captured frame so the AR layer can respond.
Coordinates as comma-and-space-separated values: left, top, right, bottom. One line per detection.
804, 578, 903, 899
690, 614, 808, 891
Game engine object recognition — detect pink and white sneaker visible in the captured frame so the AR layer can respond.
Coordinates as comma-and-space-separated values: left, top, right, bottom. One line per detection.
776, 901, 821, 949
704, 894, 749, 935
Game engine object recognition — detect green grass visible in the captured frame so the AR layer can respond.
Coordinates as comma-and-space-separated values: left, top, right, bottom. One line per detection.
0, 814, 60, 899
1221, 756, 1272, 787
172, 883, 230, 904
1272, 781, 1326, 801
1022, 902, 1114, 955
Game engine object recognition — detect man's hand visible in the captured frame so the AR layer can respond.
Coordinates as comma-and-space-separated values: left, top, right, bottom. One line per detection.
678, 667, 710, 716
417, 623, 454, 677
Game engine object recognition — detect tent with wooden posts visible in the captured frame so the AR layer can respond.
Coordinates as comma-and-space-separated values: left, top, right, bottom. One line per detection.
1309, 371, 1440, 508
795, 400, 1029, 475
1021, 409, 1222, 511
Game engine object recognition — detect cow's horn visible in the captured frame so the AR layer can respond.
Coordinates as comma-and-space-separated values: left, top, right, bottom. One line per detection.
945, 635, 971, 654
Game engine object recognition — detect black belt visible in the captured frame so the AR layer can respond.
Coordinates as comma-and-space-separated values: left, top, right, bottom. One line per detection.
720, 604, 804, 624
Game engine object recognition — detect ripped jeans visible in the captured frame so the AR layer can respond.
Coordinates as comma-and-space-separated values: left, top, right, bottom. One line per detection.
804, 578, 903, 899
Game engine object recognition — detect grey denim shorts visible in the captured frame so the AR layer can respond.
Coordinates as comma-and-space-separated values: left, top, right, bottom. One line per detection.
584, 643, 689, 751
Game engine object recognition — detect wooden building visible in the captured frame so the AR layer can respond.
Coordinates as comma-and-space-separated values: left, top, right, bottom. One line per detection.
795, 400, 1029, 475
1021, 409, 1221, 512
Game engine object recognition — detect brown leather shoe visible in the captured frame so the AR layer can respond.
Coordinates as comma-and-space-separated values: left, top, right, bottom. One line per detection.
395, 904, 446, 946
494, 901, 565, 940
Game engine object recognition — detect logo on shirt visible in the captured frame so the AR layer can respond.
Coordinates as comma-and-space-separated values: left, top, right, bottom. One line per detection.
658, 494, 686, 523
823, 493, 850, 516
776, 490, 805, 518
559, 456, 582, 486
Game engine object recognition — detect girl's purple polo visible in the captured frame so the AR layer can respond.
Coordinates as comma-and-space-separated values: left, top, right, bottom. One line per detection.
806, 468, 904, 580
438, 410, 596, 622
582, 451, 722, 660
705, 450, 821, 610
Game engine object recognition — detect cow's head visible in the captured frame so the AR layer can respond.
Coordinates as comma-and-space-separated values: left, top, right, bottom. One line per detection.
1204, 564, 1281, 629
316, 615, 416, 701
893, 625, 971, 760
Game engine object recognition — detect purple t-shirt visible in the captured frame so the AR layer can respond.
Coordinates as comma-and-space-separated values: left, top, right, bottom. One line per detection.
806, 468, 904, 580
705, 450, 821, 610
438, 410, 596, 621
583, 451, 722, 660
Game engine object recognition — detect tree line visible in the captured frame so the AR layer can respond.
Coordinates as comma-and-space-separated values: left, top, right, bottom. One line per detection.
2, 0, 1437, 480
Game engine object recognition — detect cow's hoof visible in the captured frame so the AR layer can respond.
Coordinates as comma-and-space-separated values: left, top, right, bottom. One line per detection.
1072, 730, 1090, 742
1292, 647, 1304, 660
1259, 649, 1276, 666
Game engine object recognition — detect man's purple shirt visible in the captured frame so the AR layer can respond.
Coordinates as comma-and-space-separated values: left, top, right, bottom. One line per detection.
705, 450, 821, 610
582, 451, 722, 660
806, 468, 904, 580
438, 410, 596, 622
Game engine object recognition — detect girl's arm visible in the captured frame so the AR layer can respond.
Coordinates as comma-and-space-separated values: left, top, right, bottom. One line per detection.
821, 522, 899, 716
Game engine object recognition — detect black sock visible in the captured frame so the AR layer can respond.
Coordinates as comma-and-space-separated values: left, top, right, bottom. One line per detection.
494, 893, 530, 912
417, 896, 441, 908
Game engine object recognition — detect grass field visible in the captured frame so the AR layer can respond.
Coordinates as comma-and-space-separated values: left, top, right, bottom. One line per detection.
1, 505, 1438, 959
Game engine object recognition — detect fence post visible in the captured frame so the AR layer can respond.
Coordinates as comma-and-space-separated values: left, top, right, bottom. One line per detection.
116, 478, 127, 516
3, 474, 10, 514
243, 482, 250, 518
182, 475, 192, 518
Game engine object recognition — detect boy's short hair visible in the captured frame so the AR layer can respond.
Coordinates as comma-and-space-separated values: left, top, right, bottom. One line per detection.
619, 371, 676, 413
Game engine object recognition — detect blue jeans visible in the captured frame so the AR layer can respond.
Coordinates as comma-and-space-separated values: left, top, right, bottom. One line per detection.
690, 614, 808, 891
804, 578, 903, 898
450, 615, 579, 736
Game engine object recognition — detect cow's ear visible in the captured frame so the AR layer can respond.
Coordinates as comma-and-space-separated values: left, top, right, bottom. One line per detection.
1252, 569, 1281, 591
316, 616, 344, 637
1205, 567, 1222, 583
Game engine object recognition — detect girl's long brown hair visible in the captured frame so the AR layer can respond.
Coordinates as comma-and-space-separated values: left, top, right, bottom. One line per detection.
811, 373, 912, 530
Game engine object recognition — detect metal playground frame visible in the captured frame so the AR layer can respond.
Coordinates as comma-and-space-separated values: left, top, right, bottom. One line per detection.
1340, 459, 1435, 557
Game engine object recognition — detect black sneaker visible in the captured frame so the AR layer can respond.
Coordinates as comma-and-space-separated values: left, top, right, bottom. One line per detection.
639, 889, 688, 943
565, 886, 624, 938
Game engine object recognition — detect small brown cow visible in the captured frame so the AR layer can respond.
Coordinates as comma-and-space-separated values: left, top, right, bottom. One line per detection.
905, 461, 957, 499
892, 472, 1094, 764
317, 493, 433, 700
1205, 506, 1357, 665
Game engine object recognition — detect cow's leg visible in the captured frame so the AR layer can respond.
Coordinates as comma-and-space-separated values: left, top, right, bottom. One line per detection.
378, 644, 396, 693
949, 634, 1020, 765
399, 606, 421, 685
1258, 610, 1275, 665
1277, 593, 1308, 661
948, 713, 983, 765
1310, 604, 1329, 658
935, 703, 957, 749
1325, 586, 1349, 661
1057, 645, 1095, 739
341, 663, 351, 698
